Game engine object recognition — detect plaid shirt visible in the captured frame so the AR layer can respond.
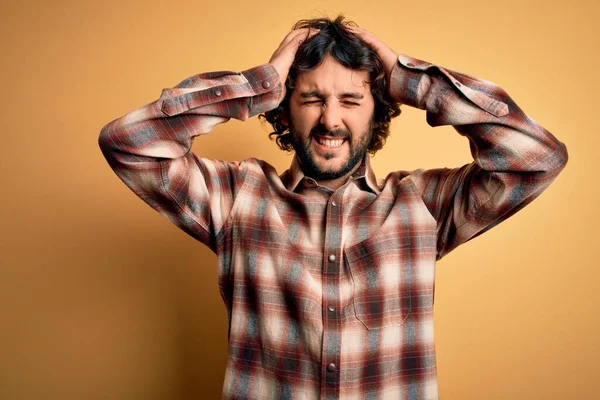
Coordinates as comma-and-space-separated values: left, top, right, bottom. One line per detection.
99, 53, 568, 399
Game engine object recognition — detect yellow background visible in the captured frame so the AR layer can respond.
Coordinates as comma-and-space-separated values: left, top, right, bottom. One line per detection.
1, 0, 597, 398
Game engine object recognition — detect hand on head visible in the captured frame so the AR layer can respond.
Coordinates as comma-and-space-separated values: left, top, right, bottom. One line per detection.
268, 24, 398, 104
346, 26, 399, 87
268, 28, 320, 103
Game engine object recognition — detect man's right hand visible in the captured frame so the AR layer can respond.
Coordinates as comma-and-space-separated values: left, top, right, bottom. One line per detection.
268, 28, 320, 103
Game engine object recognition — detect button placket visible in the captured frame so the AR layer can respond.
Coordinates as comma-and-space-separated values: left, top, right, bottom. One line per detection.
321, 188, 345, 396
325, 195, 340, 318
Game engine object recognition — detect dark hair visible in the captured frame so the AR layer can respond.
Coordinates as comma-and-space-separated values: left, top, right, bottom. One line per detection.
258, 15, 401, 155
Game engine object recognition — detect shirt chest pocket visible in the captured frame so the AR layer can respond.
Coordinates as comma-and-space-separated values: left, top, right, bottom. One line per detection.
344, 233, 415, 330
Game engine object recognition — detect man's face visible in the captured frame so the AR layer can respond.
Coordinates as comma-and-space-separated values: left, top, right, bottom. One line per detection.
286, 55, 376, 181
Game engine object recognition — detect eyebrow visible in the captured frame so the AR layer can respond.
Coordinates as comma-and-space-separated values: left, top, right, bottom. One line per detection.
299, 90, 364, 100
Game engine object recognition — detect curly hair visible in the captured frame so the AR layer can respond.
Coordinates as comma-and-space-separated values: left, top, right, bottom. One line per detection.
258, 15, 401, 155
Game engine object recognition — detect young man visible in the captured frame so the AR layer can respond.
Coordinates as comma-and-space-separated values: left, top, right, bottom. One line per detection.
99, 15, 568, 400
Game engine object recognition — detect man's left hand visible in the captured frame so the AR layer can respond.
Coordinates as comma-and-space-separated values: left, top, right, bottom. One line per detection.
348, 26, 399, 95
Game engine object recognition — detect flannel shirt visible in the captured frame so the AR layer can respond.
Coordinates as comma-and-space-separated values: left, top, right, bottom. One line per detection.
98, 52, 568, 399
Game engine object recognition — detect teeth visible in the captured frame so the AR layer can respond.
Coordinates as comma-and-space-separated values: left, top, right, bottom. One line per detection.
316, 136, 344, 148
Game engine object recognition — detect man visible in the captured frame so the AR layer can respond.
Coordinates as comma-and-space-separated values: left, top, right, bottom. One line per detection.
99, 15, 568, 400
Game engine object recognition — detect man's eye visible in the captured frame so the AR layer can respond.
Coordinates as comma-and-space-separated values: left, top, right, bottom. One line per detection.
302, 101, 360, 106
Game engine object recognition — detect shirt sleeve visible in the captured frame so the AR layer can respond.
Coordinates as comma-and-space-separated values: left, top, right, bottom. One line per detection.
98, 64, 282, 251
389, 53, 569, 261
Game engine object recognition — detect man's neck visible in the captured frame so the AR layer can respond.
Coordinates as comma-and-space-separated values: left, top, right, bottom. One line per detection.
312, 161, 363, 191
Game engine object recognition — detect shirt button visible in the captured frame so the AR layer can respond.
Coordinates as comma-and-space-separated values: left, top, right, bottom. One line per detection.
328, 305, 335, 312
331, 200, 337, 207
262, 81, 271, 88
214, 89, 222, 96
328, 254, 336, 262
327, 363, 337, 372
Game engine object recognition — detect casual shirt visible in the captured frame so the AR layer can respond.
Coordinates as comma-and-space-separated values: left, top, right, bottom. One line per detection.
98, 52, 568, 399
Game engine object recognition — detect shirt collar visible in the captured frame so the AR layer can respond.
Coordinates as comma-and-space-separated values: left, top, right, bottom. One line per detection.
283, 153, 381, 195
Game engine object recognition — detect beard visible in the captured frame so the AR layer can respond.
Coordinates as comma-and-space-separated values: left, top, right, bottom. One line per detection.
289, 116, 374, 181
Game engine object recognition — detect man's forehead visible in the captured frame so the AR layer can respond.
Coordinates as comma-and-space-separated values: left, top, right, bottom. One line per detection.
294, 56, 371, 94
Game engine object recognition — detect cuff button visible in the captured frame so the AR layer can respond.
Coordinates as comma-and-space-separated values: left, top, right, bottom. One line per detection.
214, 89, 222, 96
262, 81, 271, 89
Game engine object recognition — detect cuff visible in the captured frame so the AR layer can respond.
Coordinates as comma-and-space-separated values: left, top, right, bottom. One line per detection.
160, 64, 281, 118
389, 53, 509, 117
388, 53, 436, 109
244, 63, 284, 118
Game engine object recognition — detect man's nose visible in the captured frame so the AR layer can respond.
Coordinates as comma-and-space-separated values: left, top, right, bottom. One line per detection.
319, 103, 342, 132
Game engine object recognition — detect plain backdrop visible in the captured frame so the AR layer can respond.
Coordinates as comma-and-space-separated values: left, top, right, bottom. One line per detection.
1, 0, 598, 398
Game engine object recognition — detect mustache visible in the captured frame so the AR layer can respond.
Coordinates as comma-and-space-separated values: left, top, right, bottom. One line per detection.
310, 126, 351, 139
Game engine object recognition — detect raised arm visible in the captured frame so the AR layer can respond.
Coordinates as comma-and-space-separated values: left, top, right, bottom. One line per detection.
98, 64, 280, 249
98, 28, 318, 251
350, 27, 569, 261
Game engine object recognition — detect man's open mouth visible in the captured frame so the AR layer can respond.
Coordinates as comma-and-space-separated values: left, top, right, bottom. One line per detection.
313, 135, 348, 149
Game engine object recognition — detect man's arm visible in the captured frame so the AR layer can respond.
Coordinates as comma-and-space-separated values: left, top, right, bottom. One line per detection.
98, 28, 317, 251
350, 27, 568, 261
389, 53, 568, 260
98, 65, 282, 249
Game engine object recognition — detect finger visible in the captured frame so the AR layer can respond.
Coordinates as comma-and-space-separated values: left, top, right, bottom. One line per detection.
276, 29, 303, 49
278, 30, 318, 56
348, 27, 377, 46
297, 28, 320, 46
347, 25, 364, 33
348, 26, 373, 38
283, 27, 320, 48
281, 27, 316, 46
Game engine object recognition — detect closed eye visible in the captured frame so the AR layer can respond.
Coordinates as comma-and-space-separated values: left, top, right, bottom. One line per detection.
302, 101, 360, 106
